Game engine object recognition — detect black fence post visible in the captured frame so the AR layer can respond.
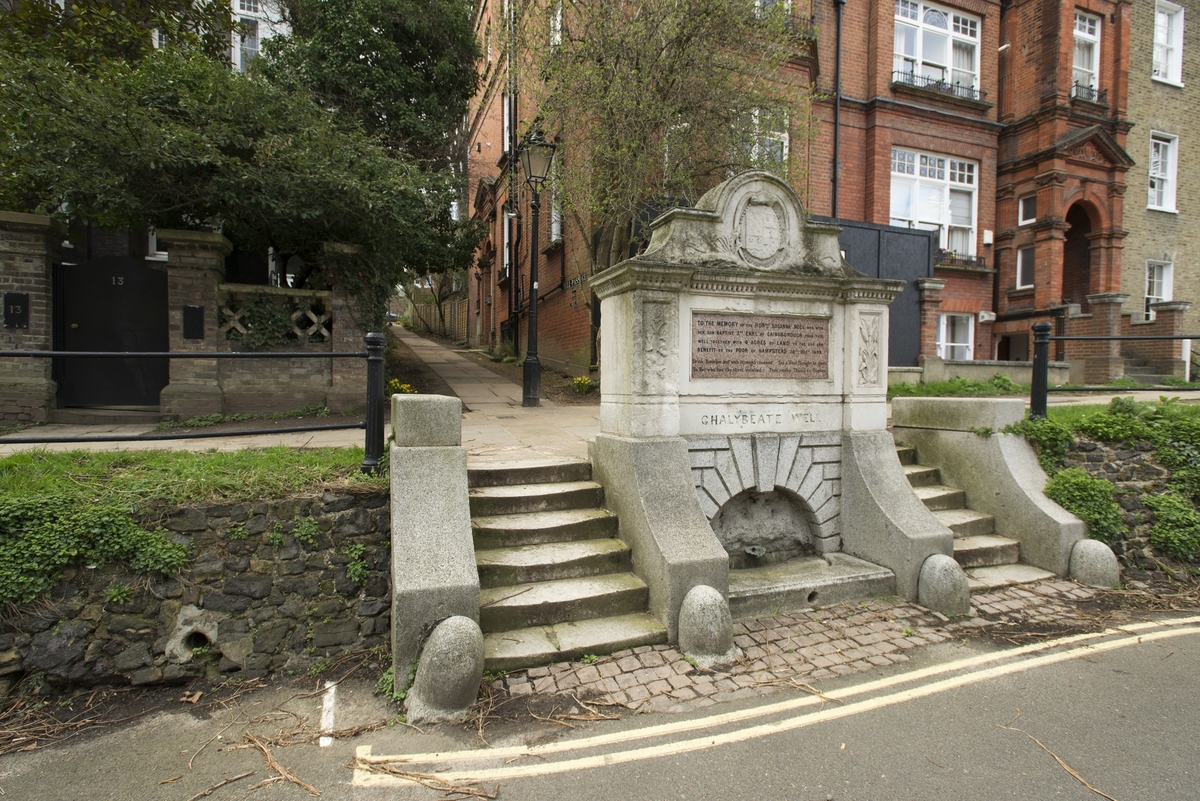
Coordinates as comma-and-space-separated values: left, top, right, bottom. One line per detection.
361, 332, 386, 474
1030, 322, 1051, 420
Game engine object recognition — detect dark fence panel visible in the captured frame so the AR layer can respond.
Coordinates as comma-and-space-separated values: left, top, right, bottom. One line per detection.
814, 217, 936, 367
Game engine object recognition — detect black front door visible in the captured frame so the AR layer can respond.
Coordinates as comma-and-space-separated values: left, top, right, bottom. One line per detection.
55, 256, 169, 407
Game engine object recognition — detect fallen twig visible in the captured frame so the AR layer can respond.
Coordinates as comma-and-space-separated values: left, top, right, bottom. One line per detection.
352, 759, 498, 799
184, 770, 256, 801
998, 710, 1119, 801
245, 732, 321, 796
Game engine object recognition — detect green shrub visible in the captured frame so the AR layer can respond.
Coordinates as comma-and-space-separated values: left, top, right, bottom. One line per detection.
0, 494, 187, 606
1144, 491, 1200, 561
1004, 416, 1074, 474
1043, 468, 1126, 545
293, 516, 321, 547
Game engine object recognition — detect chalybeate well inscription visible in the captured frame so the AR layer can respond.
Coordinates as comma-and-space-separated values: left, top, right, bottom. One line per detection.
690, 312, 829, 380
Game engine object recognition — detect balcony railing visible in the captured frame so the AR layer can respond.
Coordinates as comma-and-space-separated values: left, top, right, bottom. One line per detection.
936, 250, 988, 269
892, 70, 986, 103
1071, 81, 1108, 104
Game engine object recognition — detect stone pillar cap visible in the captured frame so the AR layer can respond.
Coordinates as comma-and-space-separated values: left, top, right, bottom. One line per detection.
155, 229, 234, 256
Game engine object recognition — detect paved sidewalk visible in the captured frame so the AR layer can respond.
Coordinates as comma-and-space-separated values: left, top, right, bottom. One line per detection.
489, 579, 1101, 713
393, 327, 598, 467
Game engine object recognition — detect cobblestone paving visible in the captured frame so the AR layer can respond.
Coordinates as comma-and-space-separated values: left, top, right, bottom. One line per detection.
489, 579, 1099, 715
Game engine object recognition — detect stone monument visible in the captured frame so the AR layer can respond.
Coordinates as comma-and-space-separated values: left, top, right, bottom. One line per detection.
590, 172, 969, 638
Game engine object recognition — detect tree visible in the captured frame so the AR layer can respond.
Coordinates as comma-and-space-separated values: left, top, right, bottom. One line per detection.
0, 0, 237, 69
512, 0, 817, 272
263, 0, 480, 163
0, 4, 481, 328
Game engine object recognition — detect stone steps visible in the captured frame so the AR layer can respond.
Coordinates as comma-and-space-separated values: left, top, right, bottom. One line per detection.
912, 484, 967, 512
468, 480, 605, 517
952, 535, 1020, 569
899, 445, 1030, 581
727, 553, 895, 620
469, 460, 666, 671
472, 508, 620, 549
482, 612, 667, 673
479, 573, 649, 632
475, 538, 632, 588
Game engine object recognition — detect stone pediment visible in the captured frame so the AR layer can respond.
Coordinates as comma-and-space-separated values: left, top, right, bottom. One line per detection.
634, 172, 860, 278
1056, 126, 1134, 169
473, 176, 497, 213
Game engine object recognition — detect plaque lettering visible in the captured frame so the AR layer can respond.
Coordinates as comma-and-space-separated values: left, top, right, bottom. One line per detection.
691, 312, 829, 379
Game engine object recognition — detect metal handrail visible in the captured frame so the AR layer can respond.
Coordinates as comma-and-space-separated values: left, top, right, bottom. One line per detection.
1029, 322, 1199, 419
2, 333, 388, 473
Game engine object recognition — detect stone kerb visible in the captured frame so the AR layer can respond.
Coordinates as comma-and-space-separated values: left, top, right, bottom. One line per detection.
389, 394, 478, 695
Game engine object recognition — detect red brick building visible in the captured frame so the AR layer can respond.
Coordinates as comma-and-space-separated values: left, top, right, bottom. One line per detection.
466, 0, 1171, 382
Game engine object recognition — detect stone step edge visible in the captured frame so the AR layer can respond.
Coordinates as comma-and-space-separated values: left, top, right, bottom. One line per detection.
482, 612, 668, 672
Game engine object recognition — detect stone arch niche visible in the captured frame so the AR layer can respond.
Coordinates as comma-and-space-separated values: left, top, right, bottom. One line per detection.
689, 433, 841, 568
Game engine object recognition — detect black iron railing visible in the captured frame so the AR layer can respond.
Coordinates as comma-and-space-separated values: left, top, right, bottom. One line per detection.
1071, 82, 1108, 104
892, 70, 986, 102
936, 250, 987, 269
1029, 322, 1200, 419
2, 332, 387, 473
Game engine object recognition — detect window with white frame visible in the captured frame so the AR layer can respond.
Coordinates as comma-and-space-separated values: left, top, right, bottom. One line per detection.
936, 313, 973, 361
1145, 260, 1174, 318
893, 0, 979, 96
550, 0, 563, 46
502, 92, 511, 153
1149, 132, 1178, 211
1016, 245, 1035, 289
746, 109, 788, 174
238, 18, 260, 71
550, 165, 563, 241
1154, 1, 1185, 85
755, 0, 790, 19
502, 214, 512, 279
1073, 11, 1101, 95
889, 147, 977, 255
1018, 194, 1037, 225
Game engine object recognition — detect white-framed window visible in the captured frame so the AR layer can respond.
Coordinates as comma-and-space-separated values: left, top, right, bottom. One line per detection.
746, 108, 789, 174
238, 17, 260, 71
549, 164, 563, 242
1149, 132, 1178, 211
502, 92, 511, 154
1154, 1, 1185, 85
238, 0, 260, 12
936, 313, 973, 361
550, 0, 563, 46
755, 0, 790, 19
1016, 245, 1035, 289
889, 147, 977, 255
146, 228, 168, 262
1018, 194, 1037, 225
893, 0, 980, 96
1145, 260, 1174, 319
502, 214, 512, 278
1073, 11, 1101, 96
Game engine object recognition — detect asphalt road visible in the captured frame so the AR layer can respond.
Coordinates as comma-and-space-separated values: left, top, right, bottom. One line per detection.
5, 615, 1199, 800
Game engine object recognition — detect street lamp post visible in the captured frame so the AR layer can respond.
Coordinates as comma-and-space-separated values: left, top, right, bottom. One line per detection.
518, 132, 557, 407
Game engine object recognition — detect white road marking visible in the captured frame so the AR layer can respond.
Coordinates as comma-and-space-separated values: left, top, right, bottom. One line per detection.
319, 681, 337, 748
354, 616, 1200, 786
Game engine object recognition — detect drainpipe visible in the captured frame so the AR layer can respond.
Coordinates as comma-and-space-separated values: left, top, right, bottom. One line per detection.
832, 0, 847, 219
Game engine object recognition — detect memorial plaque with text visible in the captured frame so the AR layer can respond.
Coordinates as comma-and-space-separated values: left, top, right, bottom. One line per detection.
691, 312, 828, 379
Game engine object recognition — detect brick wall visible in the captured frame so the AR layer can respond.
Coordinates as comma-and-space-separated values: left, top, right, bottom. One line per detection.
0, 213, 64, 424
1120, 0, 1200, 336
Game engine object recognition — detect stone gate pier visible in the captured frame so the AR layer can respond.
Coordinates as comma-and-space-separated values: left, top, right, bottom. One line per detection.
590, 172, 970, 638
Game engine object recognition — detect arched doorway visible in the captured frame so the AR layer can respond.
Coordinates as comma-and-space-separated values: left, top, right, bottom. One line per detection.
1062, 204, 1093, 311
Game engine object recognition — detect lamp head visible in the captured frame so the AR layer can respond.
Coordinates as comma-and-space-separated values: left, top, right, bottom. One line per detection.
519, 130, 556, 188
